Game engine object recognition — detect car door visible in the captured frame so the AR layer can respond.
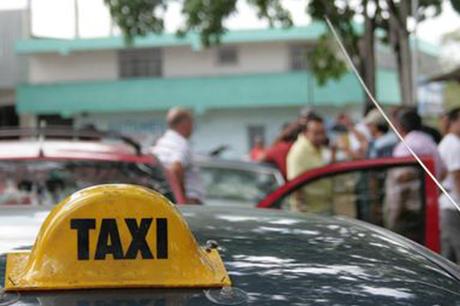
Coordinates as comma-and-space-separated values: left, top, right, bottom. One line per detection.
258, 157, 440, 252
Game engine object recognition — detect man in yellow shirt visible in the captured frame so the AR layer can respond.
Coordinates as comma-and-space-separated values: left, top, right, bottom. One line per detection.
287, 116, 331, 213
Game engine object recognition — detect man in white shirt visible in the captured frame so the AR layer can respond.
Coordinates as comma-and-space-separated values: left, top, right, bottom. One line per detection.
438, 107, 460, 263
151, 107, 204, 204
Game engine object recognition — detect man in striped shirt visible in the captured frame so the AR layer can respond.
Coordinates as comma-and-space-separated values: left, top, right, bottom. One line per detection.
152, 107, 204, 204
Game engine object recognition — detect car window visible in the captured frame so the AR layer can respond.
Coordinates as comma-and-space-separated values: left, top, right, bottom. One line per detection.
0, 160, 174, 205
278, 165, 426, 244
200, 166, 280, 204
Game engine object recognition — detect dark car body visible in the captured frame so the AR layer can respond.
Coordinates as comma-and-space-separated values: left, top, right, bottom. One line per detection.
259, 156, 441, 253
195, 155, 284, 206
1, 205, 460, 305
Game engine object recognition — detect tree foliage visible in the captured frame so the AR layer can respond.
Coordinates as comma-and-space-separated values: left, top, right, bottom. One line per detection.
309, 35, 347, 86
178, 0, 238, 45
105, 0, 460, 109
105, 0, 292, 46
450, 0, 460, 12
105, 0, 166, 41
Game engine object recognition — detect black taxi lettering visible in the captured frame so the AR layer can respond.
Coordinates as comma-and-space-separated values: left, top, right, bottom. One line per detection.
124, 218, 154, 259
70, 218, 168, 261
94, 219, 124, 260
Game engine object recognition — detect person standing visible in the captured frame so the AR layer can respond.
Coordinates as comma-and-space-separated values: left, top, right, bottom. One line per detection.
287, 116, 327, 180
364, 109, 397, 158
332, 113, 368, 161
438, 107, 460, 263
287, 115, 330, 213
258, 121, 302, 179
385, 108, 445, 242
392, 108, 445, 177
249, 136, 266, 161
151, 107, 204, 204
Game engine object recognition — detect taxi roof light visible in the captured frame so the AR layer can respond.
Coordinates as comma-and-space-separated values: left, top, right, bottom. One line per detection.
4, 184, 231, 291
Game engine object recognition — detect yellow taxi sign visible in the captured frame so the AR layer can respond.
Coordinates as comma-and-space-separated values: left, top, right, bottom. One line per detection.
4, 184, 231, 291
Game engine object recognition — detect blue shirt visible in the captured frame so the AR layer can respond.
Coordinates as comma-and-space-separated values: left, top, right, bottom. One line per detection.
368, 132, 398, 158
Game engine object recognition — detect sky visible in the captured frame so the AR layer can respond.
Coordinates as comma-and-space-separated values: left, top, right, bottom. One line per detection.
0, 0, 458, 45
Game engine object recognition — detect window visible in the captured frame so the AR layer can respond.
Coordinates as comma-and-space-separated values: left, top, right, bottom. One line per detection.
200, 166, 279, 204
0, 160, 175, 206
247, 125, 266, 150
0, 106, 18, 127
38, 115, 73, 127
217, 47, 238, 65
290, 45, 310, 71
277, 165, 426, 245
118, 48, 162, 78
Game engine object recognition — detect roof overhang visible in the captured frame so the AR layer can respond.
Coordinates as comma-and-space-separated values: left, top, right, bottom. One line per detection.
15, 24, 326, 55
426, 67, 460, 83
15, 23, 439, 57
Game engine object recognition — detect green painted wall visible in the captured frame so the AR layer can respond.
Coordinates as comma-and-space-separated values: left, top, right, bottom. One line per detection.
17, 70, 400, 115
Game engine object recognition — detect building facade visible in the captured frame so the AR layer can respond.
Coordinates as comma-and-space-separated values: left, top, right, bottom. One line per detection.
0, 9, 28, 127
15, 24, 440, 157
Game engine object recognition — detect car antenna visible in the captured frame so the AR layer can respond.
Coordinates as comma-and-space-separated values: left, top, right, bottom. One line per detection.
323, 16, 460, 214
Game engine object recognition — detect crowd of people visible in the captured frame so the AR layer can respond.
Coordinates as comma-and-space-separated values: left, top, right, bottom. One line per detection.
252, 107, 445, 178
151, 106, 460, 264
251, 106, 460, 263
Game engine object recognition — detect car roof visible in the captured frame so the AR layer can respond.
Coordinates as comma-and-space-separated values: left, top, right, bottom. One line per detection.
0, 140, 154, 163
195, 155, 277, 171
1, 205, 459, 305
194, 155, 285, 183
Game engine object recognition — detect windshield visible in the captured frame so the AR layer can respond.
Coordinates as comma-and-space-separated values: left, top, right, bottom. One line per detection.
200, 166, 281, 204
0, 160, 174, 206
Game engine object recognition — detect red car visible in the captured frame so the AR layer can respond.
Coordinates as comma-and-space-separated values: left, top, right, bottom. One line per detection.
0, 127, 182, 206
258, 156, 440, 253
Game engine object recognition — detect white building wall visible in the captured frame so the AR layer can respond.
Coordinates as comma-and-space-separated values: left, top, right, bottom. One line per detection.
27, 42, 291, 83
193, 107, 301, 158
75, 107, 301, 158
28, 51, 118, 84
0, 10, 27, 89
74, 111, 167, 149
162, 42, 290, 77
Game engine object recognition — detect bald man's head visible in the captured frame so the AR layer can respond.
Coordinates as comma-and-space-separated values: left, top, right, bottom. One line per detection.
167, 107, 194, 138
